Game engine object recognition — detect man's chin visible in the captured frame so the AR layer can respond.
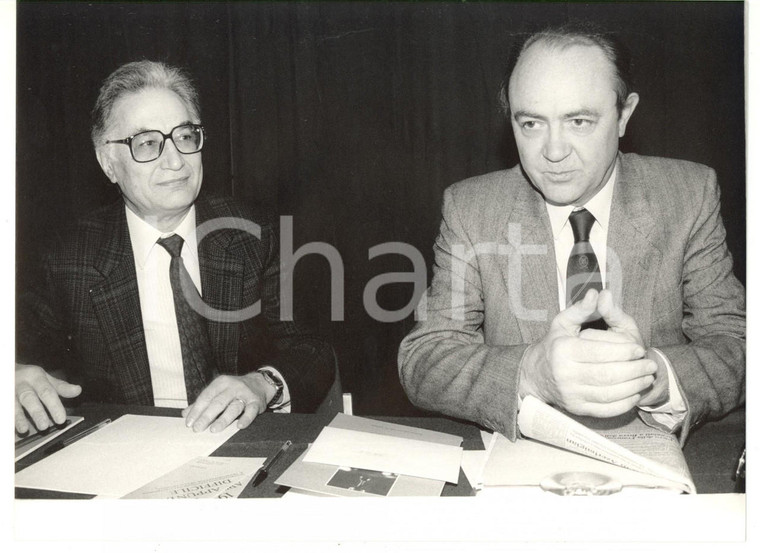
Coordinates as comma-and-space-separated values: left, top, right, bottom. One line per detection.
540, 185, 584, 207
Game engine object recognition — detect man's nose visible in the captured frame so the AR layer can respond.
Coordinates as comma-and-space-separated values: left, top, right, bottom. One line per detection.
160, 138, 185, 170
542, 127, 571, 163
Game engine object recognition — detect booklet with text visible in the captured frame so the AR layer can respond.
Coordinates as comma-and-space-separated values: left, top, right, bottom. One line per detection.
483, 396, 695, 494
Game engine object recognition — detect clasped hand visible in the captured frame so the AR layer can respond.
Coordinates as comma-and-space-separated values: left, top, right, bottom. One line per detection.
519, 289, 668, 418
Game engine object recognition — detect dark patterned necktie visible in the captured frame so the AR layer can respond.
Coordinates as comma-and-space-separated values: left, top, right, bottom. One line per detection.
566, 208, 606, 330
157, 234, 213, 403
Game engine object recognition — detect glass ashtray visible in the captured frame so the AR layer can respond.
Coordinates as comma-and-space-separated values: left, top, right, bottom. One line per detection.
539, 471, 623, 496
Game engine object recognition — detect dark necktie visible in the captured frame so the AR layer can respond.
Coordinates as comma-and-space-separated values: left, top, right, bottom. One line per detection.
566, 208, 606, 330
157, 234, 214, 403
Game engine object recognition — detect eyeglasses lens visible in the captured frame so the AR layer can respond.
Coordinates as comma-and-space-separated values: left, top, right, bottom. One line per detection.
131, 125, 203, 162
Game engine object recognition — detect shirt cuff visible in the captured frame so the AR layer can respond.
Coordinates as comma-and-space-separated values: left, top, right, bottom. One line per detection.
638, 348, 686, 431
259, 366, 291, 413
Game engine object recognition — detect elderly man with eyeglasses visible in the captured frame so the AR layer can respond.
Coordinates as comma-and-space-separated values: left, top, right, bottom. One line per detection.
16, 60, 335, 435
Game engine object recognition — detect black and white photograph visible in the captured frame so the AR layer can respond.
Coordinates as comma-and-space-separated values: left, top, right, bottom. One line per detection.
5, 0, 752, 550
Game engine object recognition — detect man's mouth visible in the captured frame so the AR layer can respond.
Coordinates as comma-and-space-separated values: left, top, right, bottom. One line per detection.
544, 171, 576, 183
156, 176, 189, 187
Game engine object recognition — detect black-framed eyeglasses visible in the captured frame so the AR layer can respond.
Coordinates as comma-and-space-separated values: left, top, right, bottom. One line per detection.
105, 123, 206, 163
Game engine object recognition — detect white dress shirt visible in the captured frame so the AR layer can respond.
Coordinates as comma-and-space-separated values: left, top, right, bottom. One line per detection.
126, 205, 202, 408
126, 205, 291, 411
543, 166, 686, 429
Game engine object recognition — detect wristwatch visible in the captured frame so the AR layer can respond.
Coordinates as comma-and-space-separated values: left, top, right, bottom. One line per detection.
256, 368, 284, 408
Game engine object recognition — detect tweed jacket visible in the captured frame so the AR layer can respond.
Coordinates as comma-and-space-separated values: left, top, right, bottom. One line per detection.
398, 153, 746, 444
17, 194, 335, 412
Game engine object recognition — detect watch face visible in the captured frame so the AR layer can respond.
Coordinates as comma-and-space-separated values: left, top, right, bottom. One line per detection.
259, 370, 284, 406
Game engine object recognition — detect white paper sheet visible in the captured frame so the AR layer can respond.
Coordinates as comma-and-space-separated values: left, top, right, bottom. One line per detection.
303, 425, 463, 483
15, 414, 239, 497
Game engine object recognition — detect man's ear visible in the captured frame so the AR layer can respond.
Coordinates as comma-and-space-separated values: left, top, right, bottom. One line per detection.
95, 148, 118, 184
617, 92, 639, 137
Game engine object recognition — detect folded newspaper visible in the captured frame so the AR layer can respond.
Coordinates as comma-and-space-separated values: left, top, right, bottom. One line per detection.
482, 395, 695, 494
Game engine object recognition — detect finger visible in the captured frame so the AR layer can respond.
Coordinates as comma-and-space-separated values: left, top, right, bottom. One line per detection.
579, 329, 638, 344
597, 290, 641, 336
190, 394, 231, 432
208, 399, 249, 433
184, 379, 226, 428
565, 338, 646, 363
553, 289, 600, 334
16, 387, 53, 431
570, 394, 642, 418
50, 376, 82, 399
37, 382, 70, 426
190, 382, 247, 433
15, 399, 31, 434
237, 398, 266, 429
581, 374, 656, 404
583, 359, 658, 386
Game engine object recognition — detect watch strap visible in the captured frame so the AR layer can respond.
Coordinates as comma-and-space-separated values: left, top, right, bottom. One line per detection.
257, 369, 284, 408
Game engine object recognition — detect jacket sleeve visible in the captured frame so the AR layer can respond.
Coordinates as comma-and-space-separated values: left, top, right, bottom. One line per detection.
16, 247, 74, 377
398, 187, 528, 440
654, 168, 745, 443
250, 220, 336, 413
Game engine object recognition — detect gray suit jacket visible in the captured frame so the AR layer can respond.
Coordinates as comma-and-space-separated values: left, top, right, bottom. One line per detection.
398, 153, 745, 444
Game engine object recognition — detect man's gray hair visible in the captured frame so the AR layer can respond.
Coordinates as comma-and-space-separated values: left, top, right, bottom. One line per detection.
91, 60, 201, 148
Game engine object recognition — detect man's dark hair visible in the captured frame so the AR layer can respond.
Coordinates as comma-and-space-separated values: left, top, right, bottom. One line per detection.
498, 21, 636, 117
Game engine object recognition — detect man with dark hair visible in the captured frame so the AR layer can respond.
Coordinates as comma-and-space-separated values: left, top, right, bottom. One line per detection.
399, 24, 745, 444
16, 60, 335, 434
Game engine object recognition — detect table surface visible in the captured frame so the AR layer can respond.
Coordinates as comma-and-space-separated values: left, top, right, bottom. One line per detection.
15, 403, 745, 499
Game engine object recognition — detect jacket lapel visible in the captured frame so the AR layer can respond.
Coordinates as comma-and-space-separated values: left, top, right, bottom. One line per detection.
194, 197, 245, 374
89, 204, 154, 404
607, 154, 663, 346
501, 176, 559, 343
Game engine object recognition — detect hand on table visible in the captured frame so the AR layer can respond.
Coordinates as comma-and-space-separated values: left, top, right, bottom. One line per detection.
182, 373, 276, 433
15, 363, 82, 434
519, 289, 658, 418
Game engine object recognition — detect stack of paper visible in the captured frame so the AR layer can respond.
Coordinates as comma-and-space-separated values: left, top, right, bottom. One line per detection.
15, 414, 239, 498
276, 414, 464, 497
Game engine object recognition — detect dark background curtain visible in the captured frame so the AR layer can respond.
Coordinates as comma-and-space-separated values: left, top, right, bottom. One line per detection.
16, 2, 745, 416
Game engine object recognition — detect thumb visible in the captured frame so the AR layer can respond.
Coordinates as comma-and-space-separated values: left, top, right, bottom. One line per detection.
552, 289, 599, 334
48, 375, 82, 399
597, 290, 643, 343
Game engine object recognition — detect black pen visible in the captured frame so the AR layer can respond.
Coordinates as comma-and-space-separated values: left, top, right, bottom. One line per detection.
251, 440, 292, 487
45, 418, 111, 454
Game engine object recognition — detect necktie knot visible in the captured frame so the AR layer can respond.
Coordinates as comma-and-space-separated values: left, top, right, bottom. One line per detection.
158, 234, 184, 258
569, 208, 595, 243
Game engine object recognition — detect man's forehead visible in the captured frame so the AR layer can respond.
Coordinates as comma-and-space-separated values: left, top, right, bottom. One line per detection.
508, 41, 617, 104
109, 87, 194, 133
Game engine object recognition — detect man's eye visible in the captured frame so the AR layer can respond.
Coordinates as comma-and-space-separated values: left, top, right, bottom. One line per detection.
570, 119, 592, 128
138, 139, 157, 147
522, 121, 539, 130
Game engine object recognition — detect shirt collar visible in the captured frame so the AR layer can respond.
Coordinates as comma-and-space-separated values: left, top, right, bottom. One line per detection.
545, 162, 617, 240
125, 205, 198, 269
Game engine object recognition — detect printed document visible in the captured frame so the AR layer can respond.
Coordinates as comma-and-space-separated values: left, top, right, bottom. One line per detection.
15, 414, 238, 497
